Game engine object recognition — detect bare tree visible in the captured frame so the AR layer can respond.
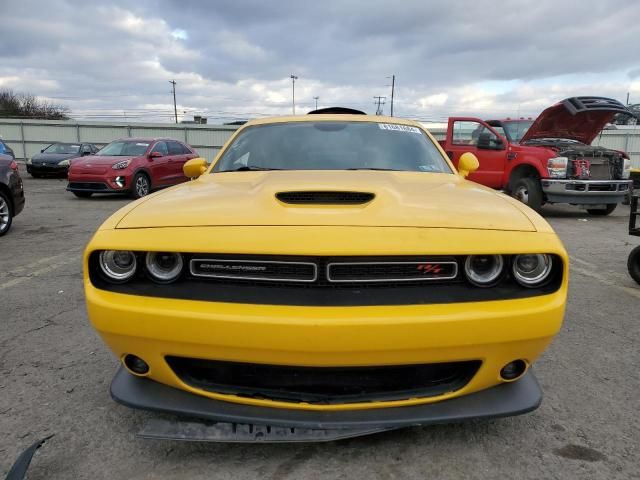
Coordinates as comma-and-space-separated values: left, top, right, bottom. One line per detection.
0, 89, 70, 120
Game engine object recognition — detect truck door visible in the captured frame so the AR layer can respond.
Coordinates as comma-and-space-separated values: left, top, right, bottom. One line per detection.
446, 119, 507, 188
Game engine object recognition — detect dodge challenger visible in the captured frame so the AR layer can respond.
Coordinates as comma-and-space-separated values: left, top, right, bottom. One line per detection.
84, 110, 568, 441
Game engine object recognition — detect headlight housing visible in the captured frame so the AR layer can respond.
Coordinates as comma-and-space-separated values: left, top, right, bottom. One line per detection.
145, 252, 183, 283
58, 159, 70, 166
621, 158, 631, 179
99, 250, 137, 282
112, 160, 131, 170
547, 157, 568, 178
512, 254, 553, 287
464, 255, 504, 287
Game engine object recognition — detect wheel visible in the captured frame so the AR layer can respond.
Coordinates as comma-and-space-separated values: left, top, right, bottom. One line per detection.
131, 172, 151, 199
628, 245, 640, 285
73, 191, 93, 198
586, 204, 617, 216
0, 190, 13, 236
31, 173, 42, 178
511, 177, 543, 212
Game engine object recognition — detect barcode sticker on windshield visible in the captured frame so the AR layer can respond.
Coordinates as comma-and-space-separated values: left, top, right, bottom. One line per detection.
378, 124, 421, 134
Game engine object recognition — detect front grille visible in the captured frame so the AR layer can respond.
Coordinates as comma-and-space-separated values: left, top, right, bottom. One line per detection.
589, 163, 612, 180
190, 258, 317, 282
89, 252, 565, 306
166, 356, 481, 404
327, 261, 458, 282
69, 182, 108, 190
276, 191, 375, 205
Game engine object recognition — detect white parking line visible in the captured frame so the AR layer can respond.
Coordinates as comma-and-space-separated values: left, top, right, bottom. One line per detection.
0, 250, 81, 290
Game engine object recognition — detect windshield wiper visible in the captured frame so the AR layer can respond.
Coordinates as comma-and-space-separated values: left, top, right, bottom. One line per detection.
218, 166, 283, 172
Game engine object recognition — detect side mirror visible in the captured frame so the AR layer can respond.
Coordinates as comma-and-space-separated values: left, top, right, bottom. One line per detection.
458, 152, 479, 178
183, 157, 208, 178
40, 148, 45, 153
149, 151, 163, 159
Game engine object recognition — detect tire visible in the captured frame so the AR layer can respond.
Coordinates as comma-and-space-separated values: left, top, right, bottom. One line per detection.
131, 172, 151, 199
586, 204, 617, 216
628, 245, 640, 285
0, 190, 13, 236
511, 177, 543, 212
73, 191, 93, 198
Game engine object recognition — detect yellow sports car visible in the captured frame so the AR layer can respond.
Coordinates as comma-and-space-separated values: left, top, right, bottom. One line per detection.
85, 109, 568, 440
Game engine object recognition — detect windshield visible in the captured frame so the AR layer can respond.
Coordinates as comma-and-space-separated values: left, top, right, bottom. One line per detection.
502, 121, 533, 143
213, 122, 452, 173
44, 143, 80, 154
96, 141, 150, 156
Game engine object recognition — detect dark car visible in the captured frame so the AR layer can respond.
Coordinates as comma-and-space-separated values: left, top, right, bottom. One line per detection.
67, 138, 198, 198
0, 154, 25, 236
27, 142, 99, 177
0, 139, 15, 159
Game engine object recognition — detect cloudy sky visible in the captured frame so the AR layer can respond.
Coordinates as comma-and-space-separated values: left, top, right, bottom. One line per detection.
1, 0, 639, 124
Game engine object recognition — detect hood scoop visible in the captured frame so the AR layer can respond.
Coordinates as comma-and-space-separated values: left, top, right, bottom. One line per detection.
276, 191, 375, 205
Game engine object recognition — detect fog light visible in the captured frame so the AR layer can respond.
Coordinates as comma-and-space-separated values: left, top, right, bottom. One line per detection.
115, 176, 125, 188
123, 354, 149, 375
500, 360, 527, 381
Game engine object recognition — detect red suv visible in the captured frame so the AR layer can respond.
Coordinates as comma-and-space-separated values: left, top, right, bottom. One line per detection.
66, 138, 199, 198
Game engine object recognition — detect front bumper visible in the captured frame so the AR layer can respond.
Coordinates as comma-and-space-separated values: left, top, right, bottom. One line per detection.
541, 178, 631, 204
28, 163, 68, 175
111, 366, 542, 430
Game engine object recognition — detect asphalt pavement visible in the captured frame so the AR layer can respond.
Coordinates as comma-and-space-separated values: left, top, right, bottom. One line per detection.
1, 166, 639, 479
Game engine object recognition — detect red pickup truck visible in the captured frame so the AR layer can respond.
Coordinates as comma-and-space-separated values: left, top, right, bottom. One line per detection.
439, 97, 633, 215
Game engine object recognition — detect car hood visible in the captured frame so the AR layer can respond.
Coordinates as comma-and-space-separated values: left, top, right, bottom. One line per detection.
31, 153, 78, 162
115, 171, 537, 232
520, 96, 631, 145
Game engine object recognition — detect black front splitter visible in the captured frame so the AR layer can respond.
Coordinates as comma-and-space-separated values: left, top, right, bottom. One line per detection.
110, 367, 542, 442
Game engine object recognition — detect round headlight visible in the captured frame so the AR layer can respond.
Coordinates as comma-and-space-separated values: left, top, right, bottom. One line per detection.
513, 254, 553, 287
464, 255, 504, 287
145, 252, 183, 283
99, 250, 137, 282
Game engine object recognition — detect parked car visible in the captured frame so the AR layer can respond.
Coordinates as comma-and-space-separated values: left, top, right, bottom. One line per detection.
67, 138, 198, 199
0, 154, 25, 236
26, 142, 99, 177
439, 97, 633, 215
84, 111, 568, 440
0, 138, 15, 159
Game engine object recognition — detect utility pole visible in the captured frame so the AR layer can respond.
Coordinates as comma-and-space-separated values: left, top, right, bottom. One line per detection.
169, 80, 178, 123
627, 92, 630, 106
374, 96, 386, 115
390, 74, 395, 117
290, 75, 298, 115
313, 96, 319, 110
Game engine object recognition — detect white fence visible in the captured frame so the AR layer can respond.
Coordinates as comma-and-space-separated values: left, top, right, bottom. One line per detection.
1, 119, 639, 168
0, 118, 238, 162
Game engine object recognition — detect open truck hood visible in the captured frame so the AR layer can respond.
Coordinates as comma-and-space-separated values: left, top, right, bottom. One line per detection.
115, 170, 537, 232
520, 96, 630, 145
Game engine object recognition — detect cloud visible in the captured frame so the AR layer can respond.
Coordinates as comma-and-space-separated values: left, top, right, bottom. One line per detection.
0, 0, 639, 123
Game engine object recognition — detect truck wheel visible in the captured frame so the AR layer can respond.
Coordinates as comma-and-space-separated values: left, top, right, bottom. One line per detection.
586, 204, 617, 216
512, 177, 543, 212
628, 246, 640, 285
